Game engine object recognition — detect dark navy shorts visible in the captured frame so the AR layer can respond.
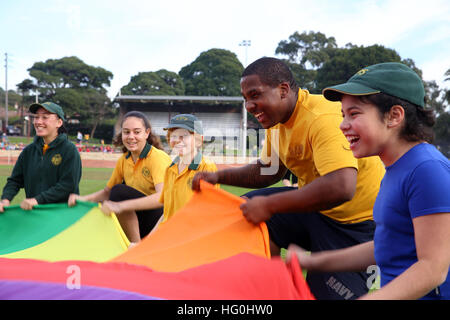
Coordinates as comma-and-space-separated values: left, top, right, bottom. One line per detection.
109, 184, 163, 238
244, 187, 375, 300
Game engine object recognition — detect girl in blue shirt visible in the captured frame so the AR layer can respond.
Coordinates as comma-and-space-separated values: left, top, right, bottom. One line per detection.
287, 62, 450, 300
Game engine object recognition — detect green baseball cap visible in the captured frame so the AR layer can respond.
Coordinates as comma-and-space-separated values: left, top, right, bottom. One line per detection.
322, 62, 425, 107
164, 114, 203, 134
29, 101, 66, 121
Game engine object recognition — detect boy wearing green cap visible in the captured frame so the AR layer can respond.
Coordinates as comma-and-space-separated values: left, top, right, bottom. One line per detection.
288, 62, 450, 300
159, 114, 218, 223
0, 102, 81, 211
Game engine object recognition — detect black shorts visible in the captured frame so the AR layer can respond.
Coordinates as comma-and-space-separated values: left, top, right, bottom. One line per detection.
109, 184, 163, 238
244, 187, 375, 300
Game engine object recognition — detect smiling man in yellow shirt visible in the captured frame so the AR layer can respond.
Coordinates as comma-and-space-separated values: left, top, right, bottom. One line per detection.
192, 57, 385, 300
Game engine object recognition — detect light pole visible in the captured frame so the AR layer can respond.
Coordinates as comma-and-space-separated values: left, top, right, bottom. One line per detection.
239, 40, 251, 67
239, 40, 251, 158
4, 53, 8, 131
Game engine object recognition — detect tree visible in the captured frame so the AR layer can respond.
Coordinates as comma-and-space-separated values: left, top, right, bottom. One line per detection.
434, 112, 450, 158
445, 68, 450, 106
315, 44, 402, 92
434, 68, 450, 158
0, 87, 22, 108
28, 56, 113, 94
275, 31, 338, 69
179, 48, 243, 96
120, 69, 184, 95
16, 79, 37, 121
83, 88, 114, 139
424, 80, 445, 115
275, 31, 338, 92
285, 61, 317, 92
27, 56, 114, 138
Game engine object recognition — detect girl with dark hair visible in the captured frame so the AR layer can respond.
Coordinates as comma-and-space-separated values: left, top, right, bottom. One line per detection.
112, 111, 164, 152
68, 111, 171, 243
1, 102, 81, 211
289, 62, 450, 300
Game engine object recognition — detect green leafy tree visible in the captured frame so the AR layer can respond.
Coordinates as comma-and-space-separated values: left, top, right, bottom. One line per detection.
179, 48, 243, 96
276, 31, 338, 68
120, 69, 184, 95
28, 56, 113, 94
445, 68, 450, 106
275, 31, 338, 92
0, 87, 22, 108
434, 112, 450, 158
315, 44, 402, 92
285, 61, 317, 92
434, 68, 450, 158
424, 80, 445, 115
16, 79, 38, 121
27, 56, 114, 138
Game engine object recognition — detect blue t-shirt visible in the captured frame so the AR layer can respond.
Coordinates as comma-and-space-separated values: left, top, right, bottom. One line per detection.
373, 143, 450, 300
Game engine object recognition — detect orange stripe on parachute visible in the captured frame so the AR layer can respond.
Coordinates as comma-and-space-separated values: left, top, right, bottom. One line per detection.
112, 180, 271, 272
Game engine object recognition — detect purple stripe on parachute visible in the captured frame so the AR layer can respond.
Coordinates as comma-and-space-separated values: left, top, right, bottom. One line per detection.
0, 280, 161, 300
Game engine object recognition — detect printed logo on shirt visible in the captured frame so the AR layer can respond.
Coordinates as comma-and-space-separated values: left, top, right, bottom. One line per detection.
288, 145, 303, 157
51, 154, 62, 166
187, 177, 193, 189
142, 166, 150, 178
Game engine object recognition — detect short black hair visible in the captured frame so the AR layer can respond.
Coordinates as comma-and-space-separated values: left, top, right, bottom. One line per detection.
242, 57, 298, 91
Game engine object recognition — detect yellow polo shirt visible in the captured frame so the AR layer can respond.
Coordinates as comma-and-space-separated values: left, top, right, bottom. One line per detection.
159, 152, 218, 222
261, 89, 385, 224
107, 143, 171, 195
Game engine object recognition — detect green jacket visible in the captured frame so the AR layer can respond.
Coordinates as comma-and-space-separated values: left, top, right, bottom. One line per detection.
1, 134, 82, 204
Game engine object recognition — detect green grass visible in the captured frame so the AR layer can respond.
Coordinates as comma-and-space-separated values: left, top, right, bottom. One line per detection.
220, 181, 284, 197
0, 165, 280, 204
0, 165, 114, 205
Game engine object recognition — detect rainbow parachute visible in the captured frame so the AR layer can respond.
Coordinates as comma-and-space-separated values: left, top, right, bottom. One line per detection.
0, 182, 314, 300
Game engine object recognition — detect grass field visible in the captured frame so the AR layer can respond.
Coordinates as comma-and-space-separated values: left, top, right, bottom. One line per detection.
0, 165, 282, 205
0, 166, 115, 205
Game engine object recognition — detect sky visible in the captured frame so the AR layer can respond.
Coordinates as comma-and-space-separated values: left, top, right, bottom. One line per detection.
1, 0, 450, 99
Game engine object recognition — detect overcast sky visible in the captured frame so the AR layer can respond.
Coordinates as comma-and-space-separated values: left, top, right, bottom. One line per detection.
1, 0, 450, 99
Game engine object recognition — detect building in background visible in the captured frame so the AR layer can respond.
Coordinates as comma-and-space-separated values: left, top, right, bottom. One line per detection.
113, 95, 262, 162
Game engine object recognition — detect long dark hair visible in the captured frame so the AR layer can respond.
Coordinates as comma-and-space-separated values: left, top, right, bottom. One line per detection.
361, 93, 435, 143
113, 111, 163, 152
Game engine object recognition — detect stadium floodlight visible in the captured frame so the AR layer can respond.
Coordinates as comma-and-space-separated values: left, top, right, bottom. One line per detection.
239, 40, 251, 67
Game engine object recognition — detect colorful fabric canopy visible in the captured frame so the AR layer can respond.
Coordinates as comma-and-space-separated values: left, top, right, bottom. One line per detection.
0, 201, 128, 262
0, 253, 314, 300
0, 181, 314, 300
112, 181, 271, 272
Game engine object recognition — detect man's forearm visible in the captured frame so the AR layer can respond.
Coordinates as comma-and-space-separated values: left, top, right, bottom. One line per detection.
265, 167, 357, 214
217, 161, 284, 188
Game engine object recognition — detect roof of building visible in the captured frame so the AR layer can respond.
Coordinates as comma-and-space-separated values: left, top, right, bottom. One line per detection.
114, 95, 244, 103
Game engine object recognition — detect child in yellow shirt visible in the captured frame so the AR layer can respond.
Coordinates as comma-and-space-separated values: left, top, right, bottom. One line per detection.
159, 114, 218, 223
